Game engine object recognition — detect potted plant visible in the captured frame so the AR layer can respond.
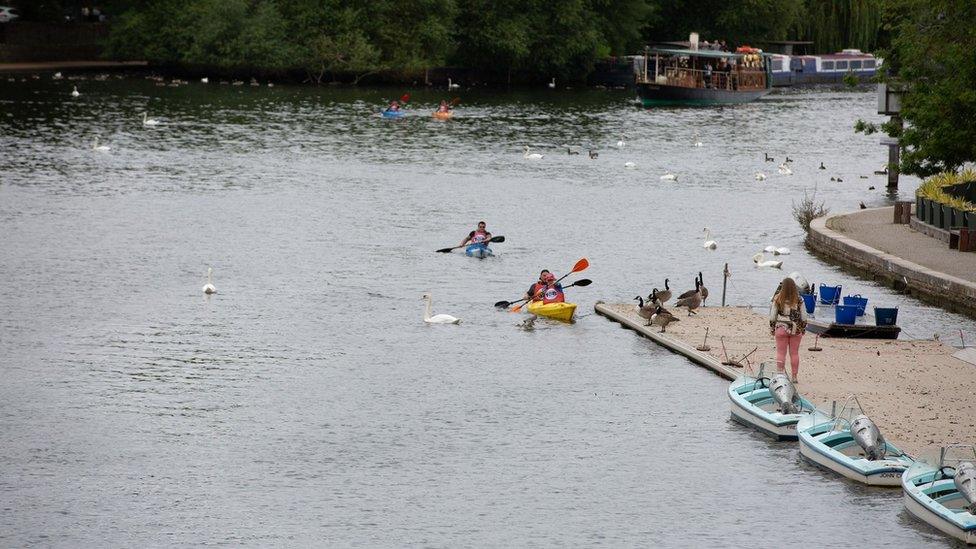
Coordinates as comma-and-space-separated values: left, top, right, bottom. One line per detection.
930, 199, 943, 228
941, 200, 954, 229
950, 197, 969, 228
966, 205, 976, 231
916, 193, 927, 222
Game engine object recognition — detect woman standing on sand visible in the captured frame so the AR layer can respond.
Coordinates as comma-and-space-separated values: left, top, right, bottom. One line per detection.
769, 277, 808, 383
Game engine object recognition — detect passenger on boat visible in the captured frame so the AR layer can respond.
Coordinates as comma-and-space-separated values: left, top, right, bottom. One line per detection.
386, 100, 401, 112
769, 277, 808, 383
704, 63, 713, 88
459, 221, 491, 249
437, 100, 451, 113
528, 272, 565, 303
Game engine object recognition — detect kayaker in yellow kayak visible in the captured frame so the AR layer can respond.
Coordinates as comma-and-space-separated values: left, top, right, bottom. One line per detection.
436, 100, 451, 113
526, 271, 565, 303
459, 221, 492, 249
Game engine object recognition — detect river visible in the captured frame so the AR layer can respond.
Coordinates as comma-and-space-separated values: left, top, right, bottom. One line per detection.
1, 78, 971, 546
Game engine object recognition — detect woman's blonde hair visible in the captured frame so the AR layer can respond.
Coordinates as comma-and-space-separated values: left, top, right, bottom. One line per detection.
774, 277, 800, 311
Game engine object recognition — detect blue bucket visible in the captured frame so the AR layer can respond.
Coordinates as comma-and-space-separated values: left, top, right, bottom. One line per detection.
843, 294, 868, 316
835, 305, 858, 325
874, 307, 899, 326
819, 284, 842, 305
800, 293, 816, 314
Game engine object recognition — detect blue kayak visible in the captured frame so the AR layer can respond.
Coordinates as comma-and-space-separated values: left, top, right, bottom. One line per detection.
381, 110, 404, 118
465, 244, 493, 259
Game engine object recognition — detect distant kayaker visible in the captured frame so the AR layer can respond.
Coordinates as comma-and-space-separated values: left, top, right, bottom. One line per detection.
437, 100, 451, 113
386, 100, 401, 112
459, 221, 492, 249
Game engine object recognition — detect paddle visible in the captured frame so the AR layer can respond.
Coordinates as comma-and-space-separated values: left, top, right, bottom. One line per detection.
494, 278, 592, 309
512, 258, 590, 312
436, 235, 505, 253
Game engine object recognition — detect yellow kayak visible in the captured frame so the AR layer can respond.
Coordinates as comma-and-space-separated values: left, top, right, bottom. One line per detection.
527, 301, 577, 322
432, 111, 453, 120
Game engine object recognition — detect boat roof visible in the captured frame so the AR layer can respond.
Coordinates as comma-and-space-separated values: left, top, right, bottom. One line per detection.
647, 47, 760, 59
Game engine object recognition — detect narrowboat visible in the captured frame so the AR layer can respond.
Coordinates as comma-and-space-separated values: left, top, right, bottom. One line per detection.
770, 49, 882, 87
635, 46, 772, 107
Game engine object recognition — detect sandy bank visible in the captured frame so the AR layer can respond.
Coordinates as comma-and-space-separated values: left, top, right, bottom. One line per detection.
599, 303, 975, 455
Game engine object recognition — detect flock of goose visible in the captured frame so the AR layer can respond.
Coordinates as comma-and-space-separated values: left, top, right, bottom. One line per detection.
634, 272, 710, 332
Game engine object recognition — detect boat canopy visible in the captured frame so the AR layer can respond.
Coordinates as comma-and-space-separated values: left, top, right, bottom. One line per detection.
646, 47, 764, 59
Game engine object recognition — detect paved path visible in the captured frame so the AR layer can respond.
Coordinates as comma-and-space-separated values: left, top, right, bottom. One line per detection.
828, 207, 976, 283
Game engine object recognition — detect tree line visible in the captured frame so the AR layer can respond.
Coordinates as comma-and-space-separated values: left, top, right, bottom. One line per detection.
74, 0, 885, 83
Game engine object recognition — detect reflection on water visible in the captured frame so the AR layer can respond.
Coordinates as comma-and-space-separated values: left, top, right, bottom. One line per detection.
0, 78, 969, 546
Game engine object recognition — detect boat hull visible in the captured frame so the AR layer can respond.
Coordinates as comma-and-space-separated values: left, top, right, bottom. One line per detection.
527, 301, 577, 322
637, 83, 770, 107
381, 110, 404, 118
464, 245, 492, 258
902, 463, 976, 545
432, 111, 453, 120
727, 376, 815, 440
797, 413, 913, 486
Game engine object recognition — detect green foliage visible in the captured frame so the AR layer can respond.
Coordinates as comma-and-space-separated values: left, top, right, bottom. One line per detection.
793, 0, 883, 53
880, 0, 976, 177
842, 70, 858, 87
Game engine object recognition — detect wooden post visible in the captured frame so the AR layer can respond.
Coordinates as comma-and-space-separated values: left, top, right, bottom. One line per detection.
960, 228, 972, 252
887, 116, 903, 190
902, 203, 911, 224
893, 202, 903, 223
721, 263, 729, 306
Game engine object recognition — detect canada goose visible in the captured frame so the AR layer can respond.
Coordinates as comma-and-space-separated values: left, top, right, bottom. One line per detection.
785, 156, 793, 163
589, 150, 598, 159
702, 227, 717, 250
752, 253, 783, 269
697, 272, 709, 304
421, 293, 461, 324
635, 296, 655, 321
650, 306, 680, 332
660, 172, 678, 181
567, 148, 580, 155
764, 152, 774, 162
202, 267, 216, 294
674, 279, 702, 316
755, 172, 767, 181
777, 163, 793, 175
654, 279, 672, 305
523, 146, 544, 160
819, 161, 826, 170
860, 201, 867, 209
518, 314, 537, 330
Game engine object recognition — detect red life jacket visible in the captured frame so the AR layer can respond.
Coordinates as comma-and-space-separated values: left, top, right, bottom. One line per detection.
542, 284, 565, 304
470, 229, 489, 244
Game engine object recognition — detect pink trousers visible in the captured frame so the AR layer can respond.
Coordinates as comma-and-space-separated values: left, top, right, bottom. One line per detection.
774, 326, 802, 378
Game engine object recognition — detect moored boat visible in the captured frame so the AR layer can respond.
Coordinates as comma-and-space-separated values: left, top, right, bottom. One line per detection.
527, 301, 577, 322
464, 244, 492, 258
902, 445, 976, 545
635, 42, 771, 107
797, 396, 914, 486
728, 370, 817, 440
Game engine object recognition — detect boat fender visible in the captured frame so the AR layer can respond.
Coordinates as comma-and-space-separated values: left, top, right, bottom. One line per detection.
954, 462, 976, 513
851, 415, 887, 460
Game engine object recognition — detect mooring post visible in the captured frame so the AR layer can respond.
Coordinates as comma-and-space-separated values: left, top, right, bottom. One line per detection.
721, 263, 729, 306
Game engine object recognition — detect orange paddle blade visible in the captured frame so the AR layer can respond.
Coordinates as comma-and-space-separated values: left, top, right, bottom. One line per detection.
571, 258, 589, 273
512, 303, 525, 312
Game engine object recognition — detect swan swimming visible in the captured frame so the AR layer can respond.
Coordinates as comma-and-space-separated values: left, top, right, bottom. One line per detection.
777, 163, 793, 175
624, 161, 636, 169
523, 146, 544, 160
202, 267, 217, 294
548, 78, 556, 89
702, 227, 717, 250
71, 86, 80, 97
142, 113, 160, 126
755, 172, 767, 181
753, 253, 783, 269
447, 78, 459, 90
91, 136, 110, 152
616, 140, 626, 148
422, 293, 460, 324
201, 77, 209, 84
693, 137, 703, 147
773, 247, 790, 255
660, 172, 677, 181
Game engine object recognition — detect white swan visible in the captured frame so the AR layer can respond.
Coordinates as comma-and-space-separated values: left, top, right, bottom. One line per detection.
523, 146, 544, 160
548, 78, 556, 89
753, 253, 783, 268
702, 227, 717, 250
616, 140, 626, 148
660, 172, 677, 181
142, 112, 160, 126
202, 267, 217, 294
422, 293, 460, 324
201, 77, 209, 84
91, 136, 110, 152
447, 78, 459, 90
624, 161, 636, 169
777, 163, 793, 175
53, 72, 63, 80
755, 172, 767, 181
763, 245, 777, 253
71, 86, 80, 97
773, 247, 791, 255
693, 137, 703, 147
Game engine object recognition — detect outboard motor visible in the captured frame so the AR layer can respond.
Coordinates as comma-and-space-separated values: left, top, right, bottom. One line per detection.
789, 272, 810, 294
851, 415, 887, 460
769, 373, 800, 414
954, 462, 976, 513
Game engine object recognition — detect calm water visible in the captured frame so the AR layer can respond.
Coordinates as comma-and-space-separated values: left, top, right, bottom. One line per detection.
1, 77, 972, 547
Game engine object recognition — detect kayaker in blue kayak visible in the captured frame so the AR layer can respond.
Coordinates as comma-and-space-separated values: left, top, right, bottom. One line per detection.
459, 221, 492, 250
385, 100, 401, 113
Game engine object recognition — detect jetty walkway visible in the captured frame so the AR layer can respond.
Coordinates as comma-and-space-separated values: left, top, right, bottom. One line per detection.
808, 206, 976, 318
595, 302, 976, 455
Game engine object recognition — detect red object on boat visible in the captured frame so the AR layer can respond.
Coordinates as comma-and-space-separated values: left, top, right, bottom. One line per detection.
736, 46, 759, 53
